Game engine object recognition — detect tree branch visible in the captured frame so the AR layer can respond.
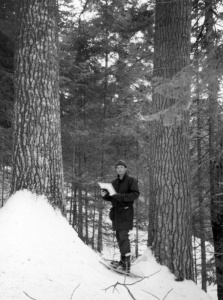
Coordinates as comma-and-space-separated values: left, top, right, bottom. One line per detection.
163, 288, 173, 300
103, 270, 161, 300
143, 287, 173, 300
23, 291, 38, 300
70, 283, 81, 300
142, 290, 160, 299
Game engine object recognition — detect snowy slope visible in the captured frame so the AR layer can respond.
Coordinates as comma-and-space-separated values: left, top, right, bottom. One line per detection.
0, 190, 215, 300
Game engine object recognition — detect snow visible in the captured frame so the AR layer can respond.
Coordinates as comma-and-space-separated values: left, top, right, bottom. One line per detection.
0, 190, 216, 300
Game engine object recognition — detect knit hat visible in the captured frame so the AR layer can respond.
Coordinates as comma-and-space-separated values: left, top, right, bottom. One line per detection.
115, 160, 127, 168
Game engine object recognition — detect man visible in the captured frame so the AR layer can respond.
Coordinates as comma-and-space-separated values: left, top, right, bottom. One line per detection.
101, 160, 140, 272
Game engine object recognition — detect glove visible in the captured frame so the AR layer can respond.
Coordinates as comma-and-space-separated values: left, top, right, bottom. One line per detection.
101, 189, 109, 197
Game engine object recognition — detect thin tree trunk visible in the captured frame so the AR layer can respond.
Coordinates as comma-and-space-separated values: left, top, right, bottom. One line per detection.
72, 187, 77, 229
96, 0, 110, 253
135, 199, 139, 258
193, 0, 207, 291
1, 136, 5, 207
78, 187, 83, 239
205, 1, 223, 298
91, 185, 97, 250
72, 142, 77, 228
135, 147, 139, 258
210, 160, 223, 300
197, 95, 207, 291
12, 0, 65, 212
69, 191, 73, 225
97, 148, 104, 252
97, 201, 103, 253
85, 190, 89, 245
193, 235, 198, 284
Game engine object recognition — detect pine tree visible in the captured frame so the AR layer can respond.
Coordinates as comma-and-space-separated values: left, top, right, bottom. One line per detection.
59, 0, 153, 247
148, 0, 193, 281
11, 0, 66, 213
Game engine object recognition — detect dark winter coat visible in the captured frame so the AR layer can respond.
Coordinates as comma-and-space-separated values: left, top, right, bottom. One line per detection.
103, 173, 140, 231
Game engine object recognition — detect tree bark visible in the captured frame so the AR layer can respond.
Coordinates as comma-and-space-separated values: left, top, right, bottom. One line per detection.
148, 0, 193, 281
12, 0, 65, 212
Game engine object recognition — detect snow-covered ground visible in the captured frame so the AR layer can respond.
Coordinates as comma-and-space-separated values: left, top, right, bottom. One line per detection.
0, 190, 216, 300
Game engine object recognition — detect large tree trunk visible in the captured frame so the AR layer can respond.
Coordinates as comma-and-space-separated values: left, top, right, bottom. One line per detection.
148, 0, 193, 281
12, 0, 65, 213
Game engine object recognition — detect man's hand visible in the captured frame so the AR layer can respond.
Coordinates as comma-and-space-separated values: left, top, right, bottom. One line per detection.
112, 193, 122, 201
101, 189, 109, 197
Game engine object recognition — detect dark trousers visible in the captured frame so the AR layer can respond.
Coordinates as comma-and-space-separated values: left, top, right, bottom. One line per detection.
115, 230, 131, 257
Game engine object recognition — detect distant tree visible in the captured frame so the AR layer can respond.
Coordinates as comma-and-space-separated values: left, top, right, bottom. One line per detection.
59, 0, 153, 248
204, 0, 223, 298
188, 0, 223, 292
0, 0, 15, 40
148, 0, 193, 280
11, 0, 66, 213
190, 0, 209, 291
0, 0, 15, 205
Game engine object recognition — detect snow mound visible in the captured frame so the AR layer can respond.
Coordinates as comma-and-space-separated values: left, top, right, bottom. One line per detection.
0, 190, 215, 300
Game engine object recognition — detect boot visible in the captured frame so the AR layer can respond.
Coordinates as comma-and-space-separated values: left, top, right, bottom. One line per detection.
117, 255, 131, 273
110, 260, 119, 268
110, 254, 124, 269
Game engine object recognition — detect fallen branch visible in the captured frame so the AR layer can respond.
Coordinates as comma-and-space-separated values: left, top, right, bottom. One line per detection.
24, 283, 81, 300
143, 287, 173, 300
103, 270, 161, 300
70, 283, 81, 300
104, 281, 136, 300
124, 285, 137, 300
23, 291, 37, 300
142, 291, 160, 299
163, 288, 173, 300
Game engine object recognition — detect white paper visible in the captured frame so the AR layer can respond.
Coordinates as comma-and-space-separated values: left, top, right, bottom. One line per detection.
98, 182, 116, 196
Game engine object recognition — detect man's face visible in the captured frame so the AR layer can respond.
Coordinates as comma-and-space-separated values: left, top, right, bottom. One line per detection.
116, 165, 127, 176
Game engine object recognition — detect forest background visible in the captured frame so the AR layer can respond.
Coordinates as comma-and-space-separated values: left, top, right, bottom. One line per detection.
0, 0, 222, 299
